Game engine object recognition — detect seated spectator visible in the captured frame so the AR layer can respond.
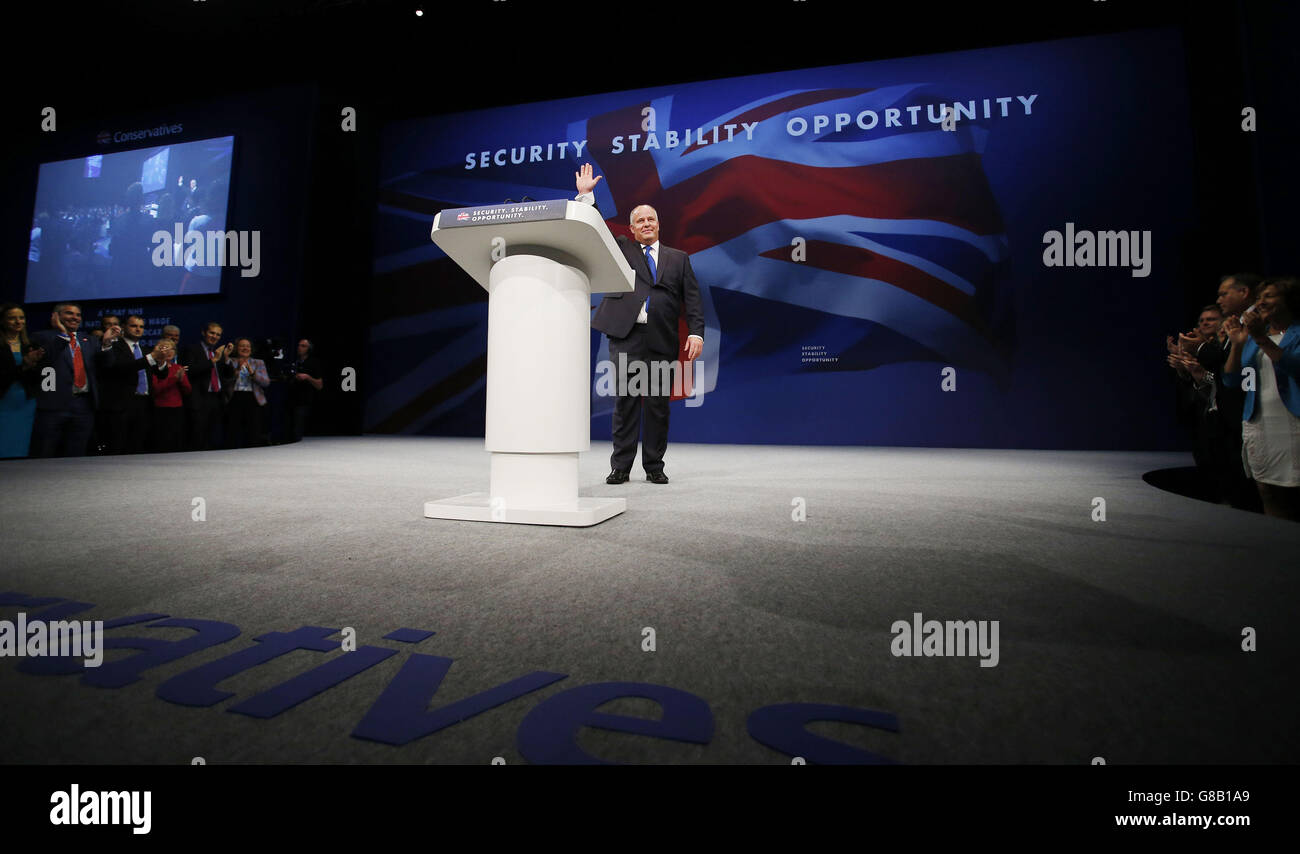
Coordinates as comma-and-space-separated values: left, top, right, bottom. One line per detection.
223, 338, 269, 449
1223, 277, 1300, 520
0, 303, 44, 459
149, 339, 190, 453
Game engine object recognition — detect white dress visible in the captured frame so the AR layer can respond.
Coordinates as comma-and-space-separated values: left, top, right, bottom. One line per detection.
1241, 332, 1300, 487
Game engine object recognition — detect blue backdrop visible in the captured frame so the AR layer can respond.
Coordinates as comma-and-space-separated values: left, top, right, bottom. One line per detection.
369, 28, 1197, 450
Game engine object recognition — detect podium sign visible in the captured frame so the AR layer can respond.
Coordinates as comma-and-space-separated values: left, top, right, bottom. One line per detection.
437, 199, 569, 229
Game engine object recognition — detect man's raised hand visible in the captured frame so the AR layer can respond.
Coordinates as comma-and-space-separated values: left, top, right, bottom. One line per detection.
1224, 316, 1250, 346
575, 162, 603, 195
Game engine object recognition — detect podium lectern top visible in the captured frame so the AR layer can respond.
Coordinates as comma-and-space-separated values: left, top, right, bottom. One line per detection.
431, 200, 635, 294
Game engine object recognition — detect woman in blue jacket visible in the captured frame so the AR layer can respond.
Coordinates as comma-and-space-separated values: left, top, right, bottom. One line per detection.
0, 303, 43, 458
1223, 277, 1300, 520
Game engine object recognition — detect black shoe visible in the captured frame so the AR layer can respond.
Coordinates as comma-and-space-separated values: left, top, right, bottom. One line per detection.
606, 469, 630, 484
646, 471, 669, 484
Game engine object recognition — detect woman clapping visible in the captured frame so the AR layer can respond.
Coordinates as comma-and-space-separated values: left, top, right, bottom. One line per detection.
1224, 277, 1300, 520
223, 338, 270, 448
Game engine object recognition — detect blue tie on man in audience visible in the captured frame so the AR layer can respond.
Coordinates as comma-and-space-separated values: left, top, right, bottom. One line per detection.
97, 313, 169, 454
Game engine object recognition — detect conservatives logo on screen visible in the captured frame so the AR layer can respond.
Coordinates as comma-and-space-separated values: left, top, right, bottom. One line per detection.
97, 123, 184, 145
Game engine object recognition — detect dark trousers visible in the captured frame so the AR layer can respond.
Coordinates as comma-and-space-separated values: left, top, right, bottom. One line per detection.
224, 391, 262, 449
190, 391, 224, 450
1214, 435, 1263, 512
109, 395, 153, 455
289, 404, 311, 442
31, 394, 95, 458
607, 325, 674, 474
152, 406, 185, 453
92, 408, 112, 454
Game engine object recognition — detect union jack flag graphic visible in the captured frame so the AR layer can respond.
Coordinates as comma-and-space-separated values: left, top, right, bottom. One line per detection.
368, 77, 1015, 435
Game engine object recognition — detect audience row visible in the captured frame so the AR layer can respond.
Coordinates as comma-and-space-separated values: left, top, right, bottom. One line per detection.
1167, 274, 1300, 521
0, 302, 323, 458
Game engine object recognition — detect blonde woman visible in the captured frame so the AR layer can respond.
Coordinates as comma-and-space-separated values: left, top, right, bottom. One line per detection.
149, 339, 190, 453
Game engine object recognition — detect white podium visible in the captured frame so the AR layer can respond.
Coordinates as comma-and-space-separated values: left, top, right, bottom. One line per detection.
424, 199, 635, 526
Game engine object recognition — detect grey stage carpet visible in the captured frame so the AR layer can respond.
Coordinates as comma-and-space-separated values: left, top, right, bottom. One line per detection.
1, 437, 1296, 764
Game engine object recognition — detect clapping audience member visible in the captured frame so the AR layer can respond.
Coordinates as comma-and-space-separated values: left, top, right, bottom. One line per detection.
0, 303, 44, 459
1223, 277, 1300, 521
98, 314, 167, 454
184, 322, 234, 450
1194, 273, 1265, 510
89, 312, 122, 453
223, 338, 270, 449
1167, 305, 1223, 500
30, 303, 105, 457
149, 338, 190, 453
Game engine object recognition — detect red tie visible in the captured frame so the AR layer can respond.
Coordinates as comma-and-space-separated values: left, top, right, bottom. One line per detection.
69, 335, 87, 390
208, 347, 220, 392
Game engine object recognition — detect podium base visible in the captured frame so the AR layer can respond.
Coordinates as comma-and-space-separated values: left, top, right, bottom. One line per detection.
423, 493, 626, 527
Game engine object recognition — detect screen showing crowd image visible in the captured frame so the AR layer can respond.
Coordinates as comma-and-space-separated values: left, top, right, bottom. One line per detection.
26, 135, 235, 303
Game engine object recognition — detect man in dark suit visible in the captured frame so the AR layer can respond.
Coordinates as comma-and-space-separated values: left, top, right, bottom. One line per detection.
1192, 273, 1264, 511
183, 321, 235, 450
1168, 305, 1224, 501
576, 163, 704, 484
98, 314, 168, 454
30, 303, 105, 457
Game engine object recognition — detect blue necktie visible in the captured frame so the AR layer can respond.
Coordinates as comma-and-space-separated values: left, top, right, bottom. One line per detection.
132, 342, 147, 394
643, 244, 656, 315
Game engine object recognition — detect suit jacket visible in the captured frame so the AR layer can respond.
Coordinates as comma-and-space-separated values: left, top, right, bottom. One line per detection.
29, 329, 104, 411
182, 342, 236, 402
97, 337, 167, 412
581, 198, 705, 357
591, 236, 705, 357
1223, 324, 1300, 420
0, 341, 42, 400
1195, 336, 1244, 432
222, 357, 270, 406
150, 362, 191, 407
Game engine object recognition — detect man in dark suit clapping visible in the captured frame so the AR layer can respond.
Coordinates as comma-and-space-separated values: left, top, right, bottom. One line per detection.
98, 314, 168, 454
183, 321, 235, 450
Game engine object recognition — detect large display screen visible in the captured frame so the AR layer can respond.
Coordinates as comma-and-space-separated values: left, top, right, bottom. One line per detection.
370, 29, 1197, 449
26, 135, 235, 302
